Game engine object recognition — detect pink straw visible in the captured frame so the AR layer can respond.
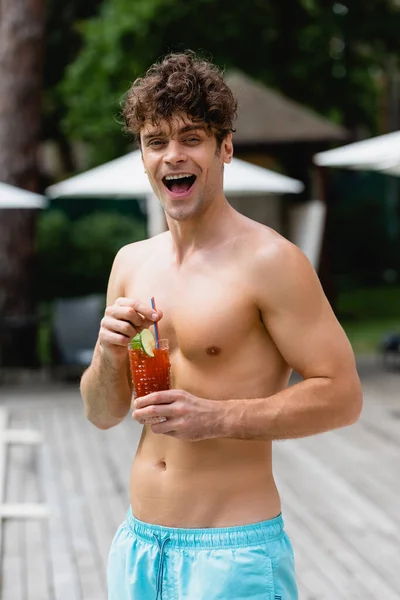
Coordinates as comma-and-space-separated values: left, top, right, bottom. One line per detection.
151, 297, 160, 349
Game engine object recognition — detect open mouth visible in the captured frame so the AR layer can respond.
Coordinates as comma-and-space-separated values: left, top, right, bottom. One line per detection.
162, 174, 196, 195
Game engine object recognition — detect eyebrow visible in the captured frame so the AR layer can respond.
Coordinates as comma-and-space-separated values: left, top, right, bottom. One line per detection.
142, 124, 208, 142
179, 124, 207, 135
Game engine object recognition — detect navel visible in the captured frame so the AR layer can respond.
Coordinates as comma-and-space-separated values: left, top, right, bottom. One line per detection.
206, 346, 222, 357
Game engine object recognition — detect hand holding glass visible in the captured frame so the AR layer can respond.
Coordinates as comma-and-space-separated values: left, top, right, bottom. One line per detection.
128, 333, 171, 424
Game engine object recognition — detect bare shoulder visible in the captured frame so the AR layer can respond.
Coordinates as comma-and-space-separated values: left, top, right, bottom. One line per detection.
238, 219, 323, 307
106, 231, 170, 302
113, 231, 170, 273
238, 218, 308, 273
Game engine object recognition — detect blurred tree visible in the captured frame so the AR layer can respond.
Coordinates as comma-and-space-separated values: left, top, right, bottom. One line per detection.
36, 210, 75, 301
43, 0, 103, 176
0, 0, 45, 367
59, 0, 400, 166
36, 210, 147, 300
69, 212, 146, 294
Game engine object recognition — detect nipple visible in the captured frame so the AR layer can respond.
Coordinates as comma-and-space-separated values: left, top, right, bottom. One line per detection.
206, 346, 221, 356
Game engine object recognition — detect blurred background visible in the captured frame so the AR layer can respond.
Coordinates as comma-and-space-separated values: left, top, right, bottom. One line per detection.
0, 0, 400, 374
1, 4, 400, 600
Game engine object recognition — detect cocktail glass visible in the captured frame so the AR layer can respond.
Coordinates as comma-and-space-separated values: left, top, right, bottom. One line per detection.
128, 338, 171, 400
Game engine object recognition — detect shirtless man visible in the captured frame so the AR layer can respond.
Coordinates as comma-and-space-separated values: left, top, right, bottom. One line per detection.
80, 51, 363, 600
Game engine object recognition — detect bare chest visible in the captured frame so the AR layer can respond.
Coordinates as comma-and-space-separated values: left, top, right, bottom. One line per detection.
125, 263, 261, 363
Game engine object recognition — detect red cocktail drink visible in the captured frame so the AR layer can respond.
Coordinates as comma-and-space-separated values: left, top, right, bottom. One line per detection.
128, 338, 171, 399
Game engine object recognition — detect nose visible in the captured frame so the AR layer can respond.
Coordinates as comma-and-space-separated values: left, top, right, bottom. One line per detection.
163, 140, 187, 166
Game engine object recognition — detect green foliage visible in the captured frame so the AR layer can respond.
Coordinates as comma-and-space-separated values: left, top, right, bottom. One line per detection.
59, 0, 172, 163
36, 210, 75, 300
59, 0, 400, 166
328, 171, 400, 288
341, 317, 400, 353
70, 211, 146, 292
43, 0, 103, 156
36, 209, 71, 258
36, 209, 146, 300
337, 286, 400, 320
338, 285, 400, 353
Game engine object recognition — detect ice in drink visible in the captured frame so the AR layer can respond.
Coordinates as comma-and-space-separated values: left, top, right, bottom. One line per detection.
128, 336, 171, 399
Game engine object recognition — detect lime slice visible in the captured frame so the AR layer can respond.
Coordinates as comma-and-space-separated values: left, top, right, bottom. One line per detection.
139, 329, 156, 357
129, 333, 141, 350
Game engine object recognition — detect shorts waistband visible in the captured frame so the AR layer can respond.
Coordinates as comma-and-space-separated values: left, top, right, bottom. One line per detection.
126, 507, 284, 548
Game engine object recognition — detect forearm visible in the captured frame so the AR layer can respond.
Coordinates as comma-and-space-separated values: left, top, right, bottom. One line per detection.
221, 376, 363, 441
80, 342, 132, 429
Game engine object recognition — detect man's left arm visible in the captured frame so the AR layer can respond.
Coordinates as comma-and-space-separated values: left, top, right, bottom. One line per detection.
221, 242, 363, 441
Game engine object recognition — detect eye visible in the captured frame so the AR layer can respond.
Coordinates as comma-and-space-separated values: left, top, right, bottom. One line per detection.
149, 139, 166, 148
185, 136, 201, 144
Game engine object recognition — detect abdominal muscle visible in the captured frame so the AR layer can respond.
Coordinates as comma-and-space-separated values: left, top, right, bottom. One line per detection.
130, 432, 281, 528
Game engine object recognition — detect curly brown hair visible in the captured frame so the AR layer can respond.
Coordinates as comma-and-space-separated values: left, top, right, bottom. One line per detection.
122, 51, 237, 147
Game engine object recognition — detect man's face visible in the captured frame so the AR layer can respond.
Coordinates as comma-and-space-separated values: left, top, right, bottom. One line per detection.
140, 115, 233, 222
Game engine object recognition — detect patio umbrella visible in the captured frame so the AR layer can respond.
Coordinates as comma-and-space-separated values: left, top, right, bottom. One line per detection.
313, 131, 400, 176
46, 150, 304, 198
0, 181, 47, 209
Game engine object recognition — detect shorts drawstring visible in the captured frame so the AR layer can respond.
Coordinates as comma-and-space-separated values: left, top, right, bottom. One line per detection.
153, 533, 171, 599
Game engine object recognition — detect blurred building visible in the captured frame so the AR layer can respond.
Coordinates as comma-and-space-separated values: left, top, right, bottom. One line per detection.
225, 70, 348, 240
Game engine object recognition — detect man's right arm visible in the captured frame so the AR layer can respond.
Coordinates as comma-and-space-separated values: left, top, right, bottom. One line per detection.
80, 246, 162, 430
80, 338, 133, 430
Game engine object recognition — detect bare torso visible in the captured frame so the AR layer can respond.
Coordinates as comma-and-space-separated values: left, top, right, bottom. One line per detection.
124, 216, 292, 527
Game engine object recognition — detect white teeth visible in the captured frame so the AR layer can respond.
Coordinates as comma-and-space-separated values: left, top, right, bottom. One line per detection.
164, 173, 194, 180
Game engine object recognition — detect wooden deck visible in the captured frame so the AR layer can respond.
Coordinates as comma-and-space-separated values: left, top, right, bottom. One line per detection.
0, 357, 399, 599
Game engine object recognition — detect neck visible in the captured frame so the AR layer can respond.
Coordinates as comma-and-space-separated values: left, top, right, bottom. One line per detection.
166, 196, 236, 264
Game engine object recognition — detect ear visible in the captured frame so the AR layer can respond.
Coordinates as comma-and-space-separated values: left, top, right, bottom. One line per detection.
222, 133, 233, 164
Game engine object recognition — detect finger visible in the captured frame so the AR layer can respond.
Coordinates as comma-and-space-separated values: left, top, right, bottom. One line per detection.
105, 305, 145, 329
100, 329, 133, 348
101, 315, 138, 339
106, 305, 162, 334
135, 390, 179, 409
138, 416, 167, 425
151, 421, 177, 435
115, 298, 163, 322
132, 403, 173, 422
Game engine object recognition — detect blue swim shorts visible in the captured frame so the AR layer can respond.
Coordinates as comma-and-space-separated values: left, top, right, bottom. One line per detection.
107, 507, 298, 600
